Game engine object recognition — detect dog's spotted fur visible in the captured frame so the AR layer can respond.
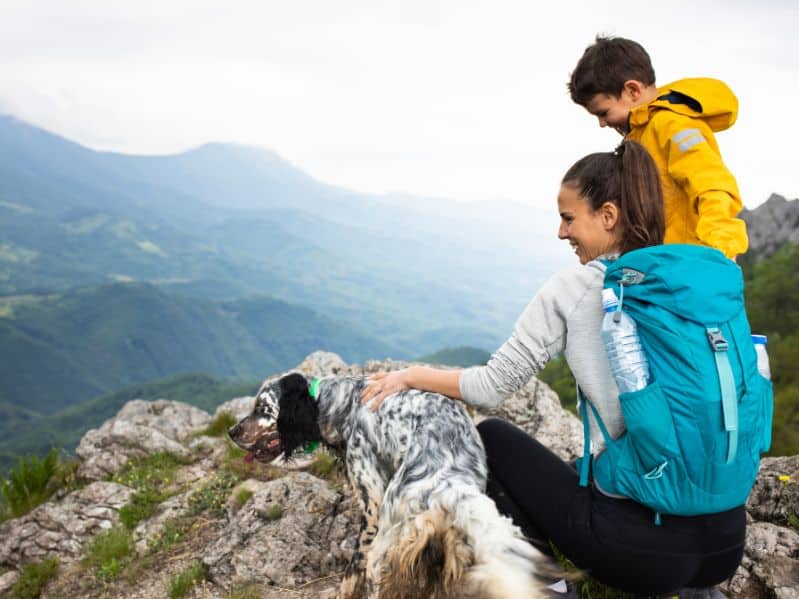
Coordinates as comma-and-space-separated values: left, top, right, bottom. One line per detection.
229, 373, 546, 598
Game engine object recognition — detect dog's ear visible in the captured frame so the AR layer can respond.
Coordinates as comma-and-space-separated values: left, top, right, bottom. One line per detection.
277, 373, 321, 458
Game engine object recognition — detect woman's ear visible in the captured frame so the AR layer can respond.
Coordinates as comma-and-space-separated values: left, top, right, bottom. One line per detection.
600, 200, 620, 231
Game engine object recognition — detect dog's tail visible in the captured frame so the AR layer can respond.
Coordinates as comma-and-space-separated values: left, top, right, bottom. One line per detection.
379, 492, 548, 598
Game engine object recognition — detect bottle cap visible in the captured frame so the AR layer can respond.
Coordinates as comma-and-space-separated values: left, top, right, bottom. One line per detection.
751, 334, 767, 345
601, 288, 619, 312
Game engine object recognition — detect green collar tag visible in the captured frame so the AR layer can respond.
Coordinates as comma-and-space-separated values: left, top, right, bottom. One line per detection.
303, 378, 321, 454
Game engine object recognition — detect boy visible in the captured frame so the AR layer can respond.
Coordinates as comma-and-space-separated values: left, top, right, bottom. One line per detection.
568, 36, 748, 259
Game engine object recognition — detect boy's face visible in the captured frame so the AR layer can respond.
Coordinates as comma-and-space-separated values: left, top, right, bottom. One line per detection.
585, 92, 637, 135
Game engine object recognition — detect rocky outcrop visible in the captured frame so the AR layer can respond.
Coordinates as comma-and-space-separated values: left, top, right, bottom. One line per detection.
741, 194, 799, 261
0, 351, 796, 598
0, 482, 134, 567
76, 399, 211, 481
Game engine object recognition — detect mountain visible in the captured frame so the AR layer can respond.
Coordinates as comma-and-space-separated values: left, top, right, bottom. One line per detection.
0, 115, 565, 350
0, 282, 400, 415
740, 193, 799, 263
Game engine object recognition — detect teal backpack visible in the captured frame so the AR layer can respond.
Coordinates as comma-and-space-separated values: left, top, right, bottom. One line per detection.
578, 244, 773, 521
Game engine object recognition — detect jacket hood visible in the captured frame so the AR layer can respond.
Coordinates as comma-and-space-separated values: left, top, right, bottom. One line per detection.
629, 78, 738, 132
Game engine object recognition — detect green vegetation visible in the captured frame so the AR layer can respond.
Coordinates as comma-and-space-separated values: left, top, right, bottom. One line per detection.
8, 556, 59, 599
169, 561, 206, 599
198, 411, 238, 438
264, 503, 284, 521
187, 471, 238, 517
0, 372, 259, 474
308, 452, 339, 479
83, 526, 133, 581
0, 449, 75, 521
233, 488, 254, 509
415, 346, 491, 367
224, 584, 262, 599
113, 452, 192, 530
537, 357, 577, 414
742, 243, 799, 457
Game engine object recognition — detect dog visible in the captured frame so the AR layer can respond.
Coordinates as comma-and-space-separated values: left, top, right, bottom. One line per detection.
229, 372, 547, 598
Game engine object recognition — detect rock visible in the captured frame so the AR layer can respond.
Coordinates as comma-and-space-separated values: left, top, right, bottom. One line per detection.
0, 481, 134, 567
76, 399, 211, 480
746, 455, 799, 524
740, 194, 799, 261
202, 472, 358, 588
476, 377, 583, 461
0, 570, 19, 595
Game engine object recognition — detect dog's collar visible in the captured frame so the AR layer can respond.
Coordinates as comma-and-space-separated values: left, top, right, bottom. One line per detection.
303, 378, 321, 455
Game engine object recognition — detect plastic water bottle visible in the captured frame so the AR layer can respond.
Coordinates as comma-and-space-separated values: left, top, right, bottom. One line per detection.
751, 334, 771, 380
600, 288, 650, 393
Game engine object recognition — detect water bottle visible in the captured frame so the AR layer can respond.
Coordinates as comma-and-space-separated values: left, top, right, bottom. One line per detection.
600, 288, 650, 393
751, 334, 771, 380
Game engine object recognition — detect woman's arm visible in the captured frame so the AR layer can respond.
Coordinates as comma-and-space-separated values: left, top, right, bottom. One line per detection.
361, 366, 462, 411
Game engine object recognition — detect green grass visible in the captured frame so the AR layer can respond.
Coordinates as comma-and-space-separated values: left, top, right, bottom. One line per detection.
168, 561, 206, 598
308, 452, 339, 479
187, 471, 238, 517
83, 526, 133, 581
1, 448, 66, 521
224, 583, 262, 599
233, 488, 253, 508
8, 556, 59, 599
264, 503, 284, 521
112, 452, 193, 529
197, 411, 237, 438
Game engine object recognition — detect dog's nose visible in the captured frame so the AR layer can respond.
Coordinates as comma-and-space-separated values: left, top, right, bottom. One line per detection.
228, 424, 240, 440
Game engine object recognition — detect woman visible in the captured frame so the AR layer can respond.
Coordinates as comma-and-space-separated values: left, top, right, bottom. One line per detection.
361, 141, 744, 597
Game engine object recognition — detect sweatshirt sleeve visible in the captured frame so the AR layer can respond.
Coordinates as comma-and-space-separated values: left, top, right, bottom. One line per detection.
459, 263, 600, 410
659, 115, 749, 258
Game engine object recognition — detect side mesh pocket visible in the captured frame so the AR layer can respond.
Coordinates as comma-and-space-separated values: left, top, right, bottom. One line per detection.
757, 375, 774, 453
618, 381, 679, 473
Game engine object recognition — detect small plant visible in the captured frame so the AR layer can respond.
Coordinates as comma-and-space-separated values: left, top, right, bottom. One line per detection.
1, 449, 60, 520
233, 488, 253, 508
308, 452, 338, 479
149, 517, 191, 553
169, 561, 206, 598
264, 503, 284, 521
788, 512, 799, 533
9, 556, 59, 599
225, 583, 262, 599
198, 412, 237, 438
83, 526, 133, 581
113, 452, 191, 530
187, 471, 238, 517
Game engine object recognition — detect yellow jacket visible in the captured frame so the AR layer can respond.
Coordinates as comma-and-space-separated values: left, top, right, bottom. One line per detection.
627, 78, 748, 258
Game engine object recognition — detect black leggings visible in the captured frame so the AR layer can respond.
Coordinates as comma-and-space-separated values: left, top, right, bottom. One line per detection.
477, 418, 746, 596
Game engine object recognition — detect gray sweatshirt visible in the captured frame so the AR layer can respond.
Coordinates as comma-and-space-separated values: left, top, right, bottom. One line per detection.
459, 259, 624, 453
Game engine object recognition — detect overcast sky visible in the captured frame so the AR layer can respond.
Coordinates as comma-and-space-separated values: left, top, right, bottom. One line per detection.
1, 0, 796, 212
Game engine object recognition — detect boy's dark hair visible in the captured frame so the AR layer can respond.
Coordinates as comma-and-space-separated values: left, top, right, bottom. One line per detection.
569, 36, 656, 106
562, 140, 664, 255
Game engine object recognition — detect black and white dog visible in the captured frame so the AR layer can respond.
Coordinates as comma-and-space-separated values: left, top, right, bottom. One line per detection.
229, 373, 546, 598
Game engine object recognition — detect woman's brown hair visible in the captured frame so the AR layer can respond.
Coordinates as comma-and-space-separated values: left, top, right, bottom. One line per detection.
561, 140, 665, 254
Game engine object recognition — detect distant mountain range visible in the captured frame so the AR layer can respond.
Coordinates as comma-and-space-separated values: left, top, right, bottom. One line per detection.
0, 114, 569, 451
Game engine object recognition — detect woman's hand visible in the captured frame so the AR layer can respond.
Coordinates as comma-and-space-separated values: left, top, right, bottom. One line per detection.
361, 369, 414, 411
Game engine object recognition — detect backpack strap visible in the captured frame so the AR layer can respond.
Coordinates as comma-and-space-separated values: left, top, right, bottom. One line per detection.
577, 387, 614, 487
706, 327, 738, 464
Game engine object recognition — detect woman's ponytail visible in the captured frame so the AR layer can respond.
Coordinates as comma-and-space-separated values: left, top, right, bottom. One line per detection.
617, 141, 664, 253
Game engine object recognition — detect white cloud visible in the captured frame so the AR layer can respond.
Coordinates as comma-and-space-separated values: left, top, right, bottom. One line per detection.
0, 0, 796, 210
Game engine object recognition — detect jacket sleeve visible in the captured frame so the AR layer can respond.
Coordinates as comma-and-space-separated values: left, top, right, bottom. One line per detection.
458, 264, 593, 410
657, 115, 749, 258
